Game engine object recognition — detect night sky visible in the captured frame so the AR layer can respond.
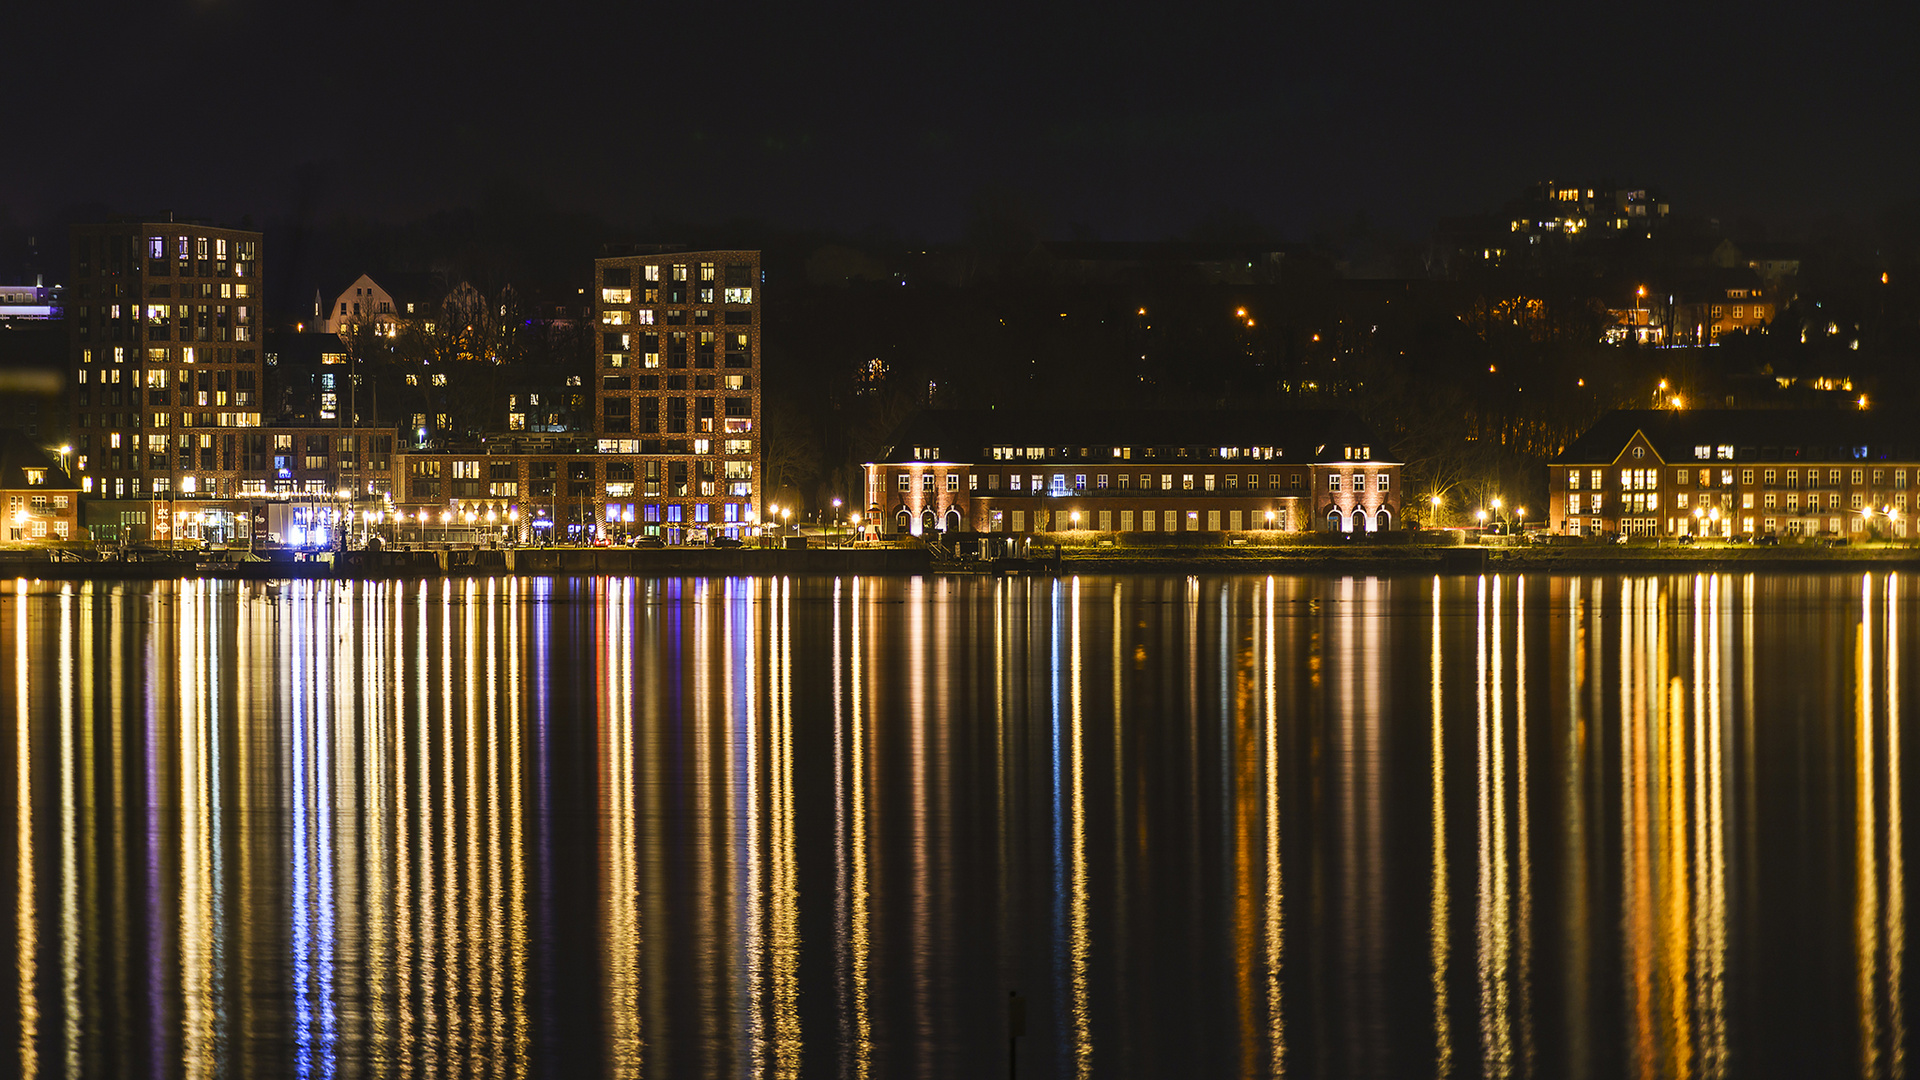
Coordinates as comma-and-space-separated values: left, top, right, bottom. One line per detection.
6, 0, 1915, 242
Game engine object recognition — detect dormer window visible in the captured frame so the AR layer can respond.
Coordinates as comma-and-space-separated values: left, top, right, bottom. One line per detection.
24, 469, 45, 486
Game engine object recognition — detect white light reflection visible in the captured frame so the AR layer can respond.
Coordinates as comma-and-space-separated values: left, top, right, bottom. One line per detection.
14, 580, 37, 1080
1431, 575, 1451, 1078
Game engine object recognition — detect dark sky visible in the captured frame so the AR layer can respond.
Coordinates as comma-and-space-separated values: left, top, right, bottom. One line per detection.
5, 0, 1914, 242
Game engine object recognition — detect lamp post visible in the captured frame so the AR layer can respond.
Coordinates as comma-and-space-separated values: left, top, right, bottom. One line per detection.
1265, 509, 1275, 532
849, 513, 861, 546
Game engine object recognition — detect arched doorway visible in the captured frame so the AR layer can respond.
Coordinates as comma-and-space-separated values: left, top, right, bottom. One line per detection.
895, 508, 912, 534
945, 508, 962, 533
921, 509, 936, 533
1376, 507, 1391, 532
1327, 508, 1346, 532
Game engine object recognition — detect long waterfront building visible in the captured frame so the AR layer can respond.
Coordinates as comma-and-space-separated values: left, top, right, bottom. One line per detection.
1550, 409, 1918, 539
863, 409, 1401, 536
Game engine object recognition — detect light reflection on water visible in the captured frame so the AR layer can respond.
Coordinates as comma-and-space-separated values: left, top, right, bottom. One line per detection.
0, 572, 1913, 1078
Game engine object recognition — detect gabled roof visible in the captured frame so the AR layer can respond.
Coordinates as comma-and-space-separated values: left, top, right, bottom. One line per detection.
1556, 409, 1916, 465
870, 409, 1393, 466
0, 431, 77, 491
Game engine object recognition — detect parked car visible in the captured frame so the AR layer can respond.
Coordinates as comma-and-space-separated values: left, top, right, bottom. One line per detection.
714, 536, 744, 549
633, 536, 665, 548
1755, 534, 1780, 546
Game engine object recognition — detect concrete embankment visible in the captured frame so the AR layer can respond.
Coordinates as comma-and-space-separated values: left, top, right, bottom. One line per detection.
1055, 544, 1920, 574
0, 545, 931, 581
8, 540, 1920, 581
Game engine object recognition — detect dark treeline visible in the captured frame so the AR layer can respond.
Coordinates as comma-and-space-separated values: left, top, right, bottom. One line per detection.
14, 184, 1917, 523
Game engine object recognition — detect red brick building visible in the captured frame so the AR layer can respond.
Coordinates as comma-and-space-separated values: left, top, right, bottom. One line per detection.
1550, 410, 1916, 540
68, 218, 265, 543
863, 410, 1401, 537
0, 433, 80, 546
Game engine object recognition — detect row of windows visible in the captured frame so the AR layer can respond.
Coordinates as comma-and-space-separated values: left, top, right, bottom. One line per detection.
981, 508, 1298, 533
1568, 491, 1910, 514
4, 520, 68, 540
895, 471, 1393, 494
981, 444, 1364, 463
1567, 517, 1901, 539
601, 502, 749, 524
601, 307, 755, 326
603, 263, 752, 286
1571, 466, 1912, 489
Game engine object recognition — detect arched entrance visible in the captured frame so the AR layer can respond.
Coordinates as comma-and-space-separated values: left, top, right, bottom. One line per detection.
1376, 507, 1391, 532
895, 508, 912, 534
1327, 508, 1346, 532
921, 509, 936, 534
945, 508, 962, 533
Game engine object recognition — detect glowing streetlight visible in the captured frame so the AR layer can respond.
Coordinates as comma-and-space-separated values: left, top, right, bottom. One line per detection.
1069, 511, 1080, 529
1264, 510, 1276, 529
1476, 509, 1488, 524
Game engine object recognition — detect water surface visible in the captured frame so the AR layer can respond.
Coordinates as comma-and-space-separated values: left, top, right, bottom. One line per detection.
0, 572, 1911, 1078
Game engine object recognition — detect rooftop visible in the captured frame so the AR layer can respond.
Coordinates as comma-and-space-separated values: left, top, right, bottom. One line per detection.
871, 409, 1392, 465
1556, 409, 1913, 465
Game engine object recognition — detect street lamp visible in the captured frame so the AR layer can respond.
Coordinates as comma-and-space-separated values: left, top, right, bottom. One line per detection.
849, 513, 861, 545
1069, 510, 1080, 530
1265, 509, 1275, 531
